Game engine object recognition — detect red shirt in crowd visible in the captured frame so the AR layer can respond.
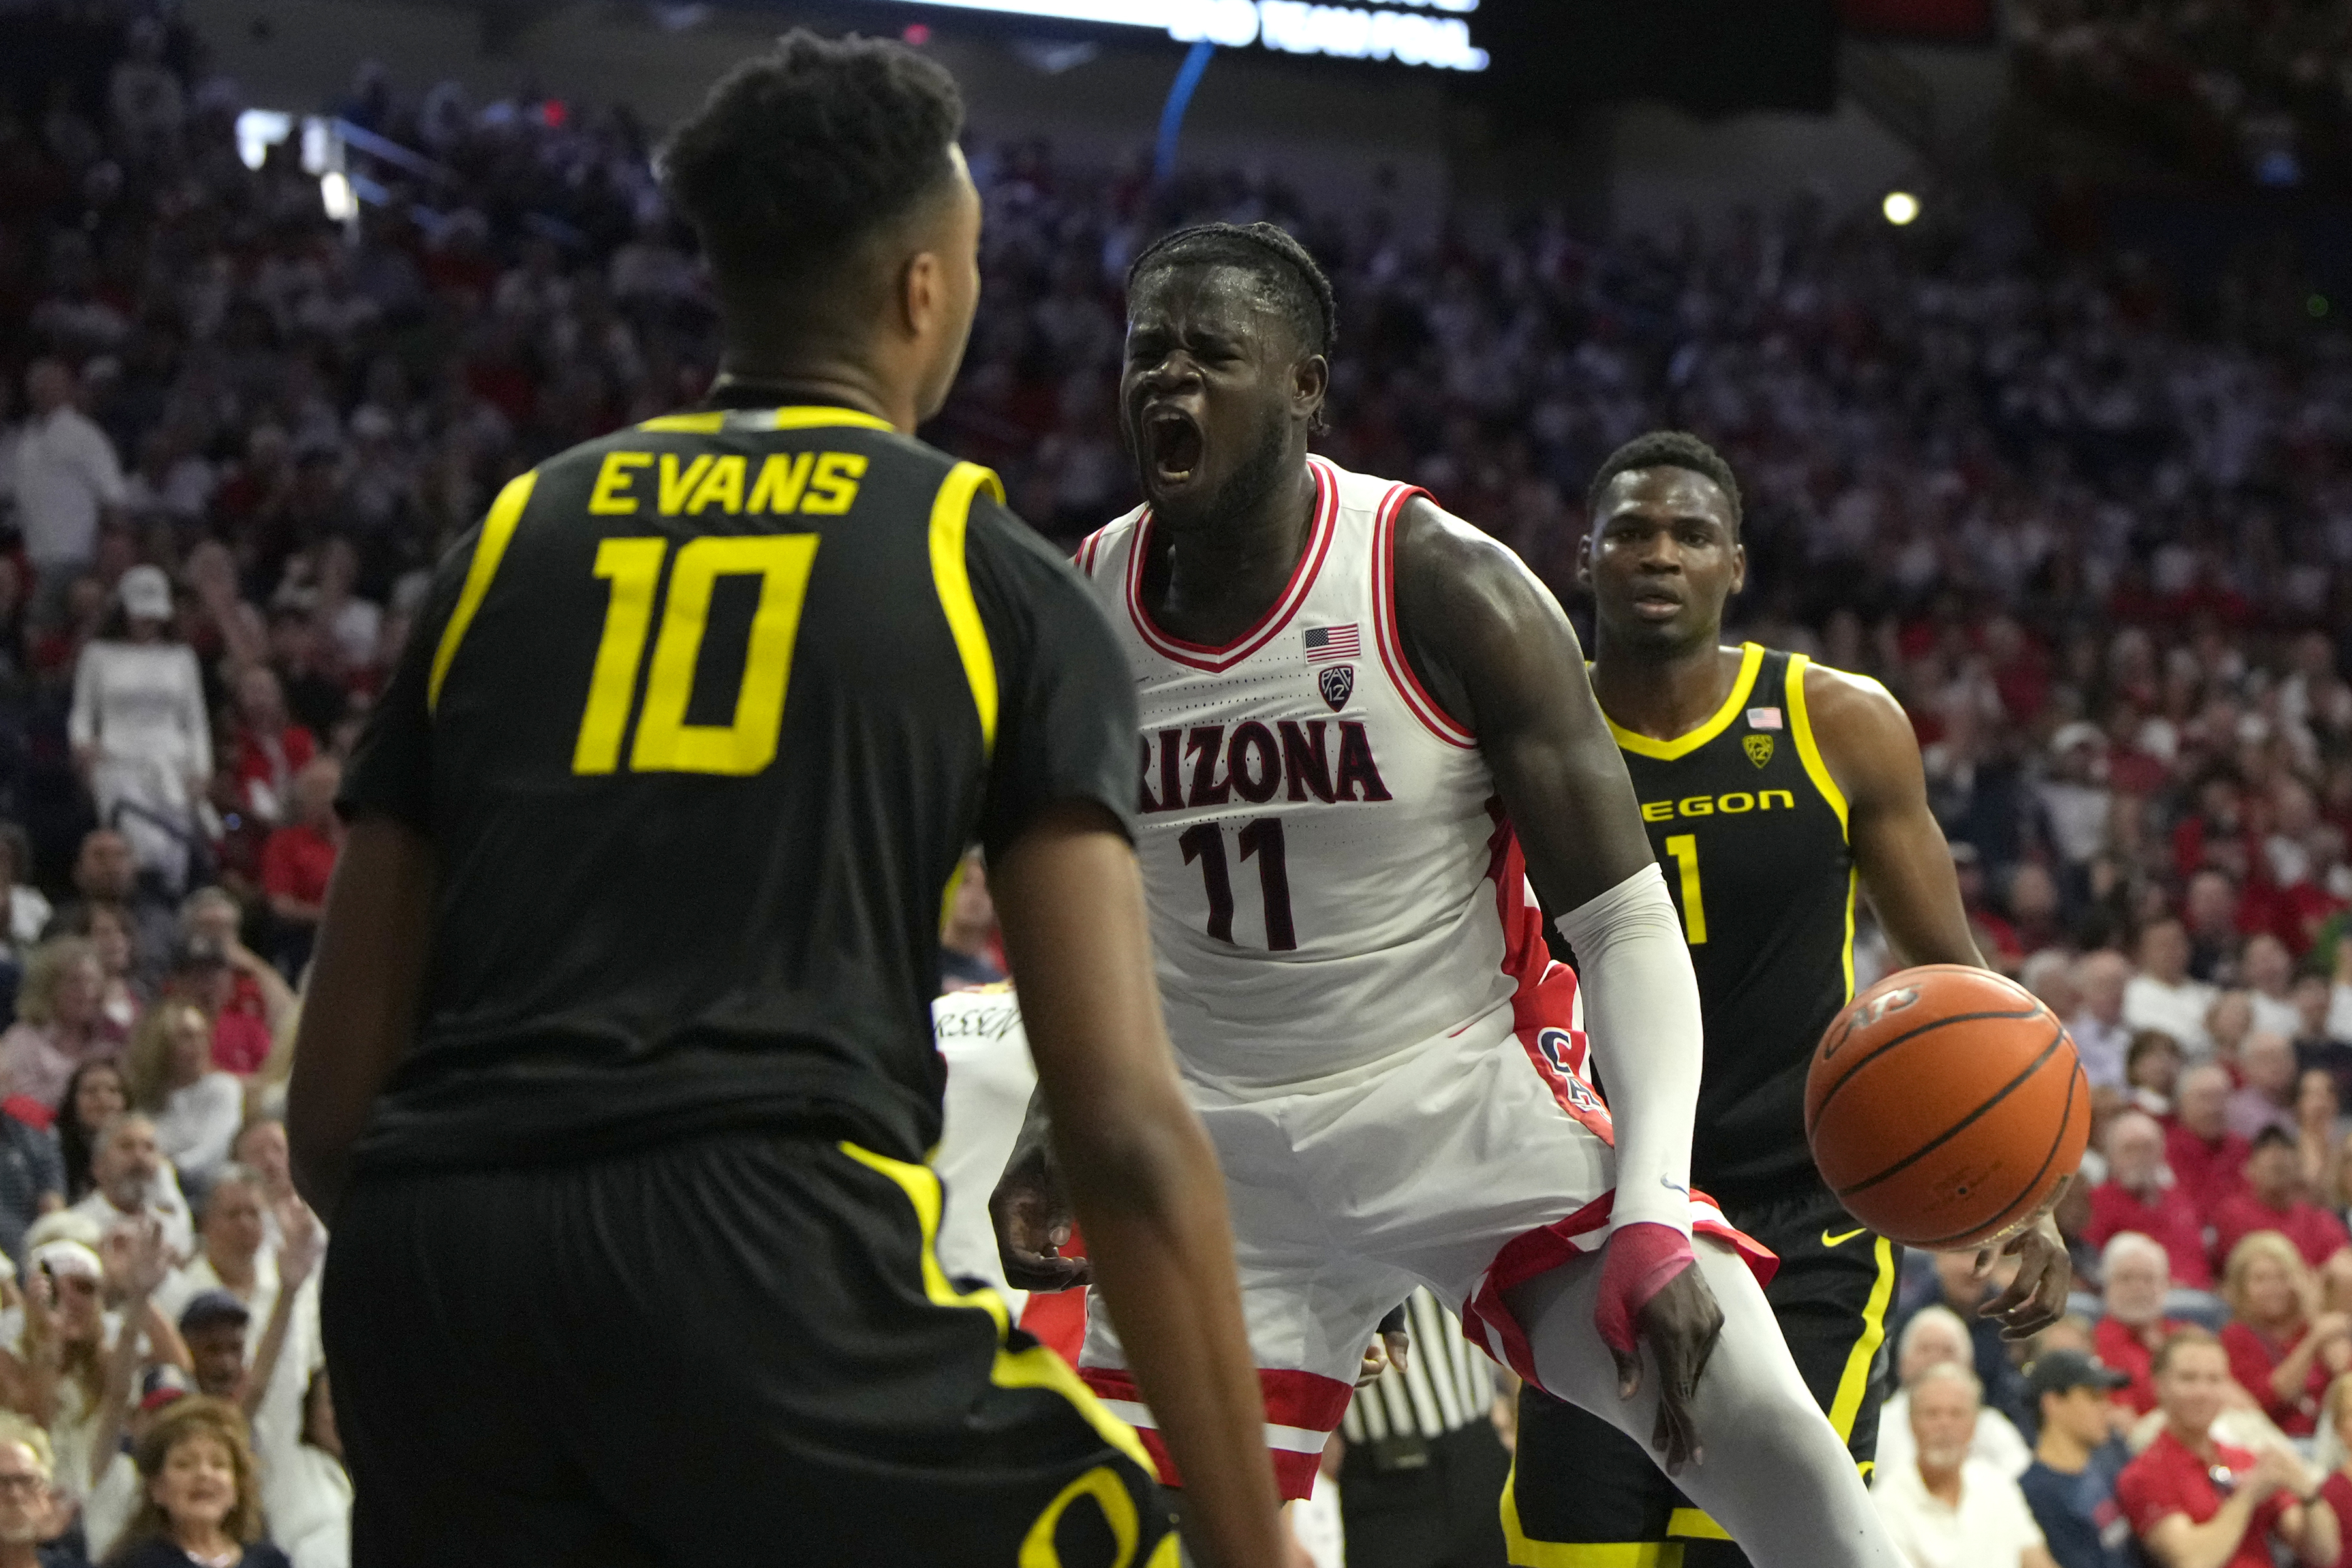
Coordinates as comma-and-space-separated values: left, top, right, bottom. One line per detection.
2086, 1180, 2214, 1289
211, 1011, 273, 1077
2167, 1124, 2253, 1217
2210, 1193, 2352, 1275
2116, 1428, 2289, 1568
2094, 1315, 2190, 1416
232, 723, 318, 822
261, 822, 339, 909
2220, 1319, 2334, 1437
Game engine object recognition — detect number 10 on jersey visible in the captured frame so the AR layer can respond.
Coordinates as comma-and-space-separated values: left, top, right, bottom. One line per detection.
574, 534, 820, 776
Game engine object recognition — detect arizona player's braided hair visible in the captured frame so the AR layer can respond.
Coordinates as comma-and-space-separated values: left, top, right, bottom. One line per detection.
1128, 222, 1338, 360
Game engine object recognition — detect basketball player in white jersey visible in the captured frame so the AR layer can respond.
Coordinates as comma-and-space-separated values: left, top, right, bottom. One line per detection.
995, 223, 1901, 1566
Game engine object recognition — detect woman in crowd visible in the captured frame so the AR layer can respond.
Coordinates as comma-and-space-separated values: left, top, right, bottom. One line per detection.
102, 1397, 288, 1568
2128, 1030, 2184, 1119
63, 904, 143, 1045
2298, 1069, 2342, 1200
0, 939, 110, 1111
124, 1004, 241, 1194
27, 1222, 186, 1505
69, 567, 209, 898
59, 1058, 127, 1201
2220, 1230, 2352, 1437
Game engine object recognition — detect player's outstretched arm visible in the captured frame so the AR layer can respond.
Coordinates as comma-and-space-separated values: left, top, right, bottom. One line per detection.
990, 801, 1290, 1568
286, 814, 439, 1218
1808, 665, 2071, 1335
1391, 498, 1720, 1470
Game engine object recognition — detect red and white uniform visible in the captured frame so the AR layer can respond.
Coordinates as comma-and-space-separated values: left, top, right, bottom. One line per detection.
1072, 457, 1767, 1498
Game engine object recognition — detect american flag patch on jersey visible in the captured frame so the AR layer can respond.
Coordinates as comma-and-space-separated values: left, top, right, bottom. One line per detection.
1746, 707, 1784, 730
1304, 624, 1360, 662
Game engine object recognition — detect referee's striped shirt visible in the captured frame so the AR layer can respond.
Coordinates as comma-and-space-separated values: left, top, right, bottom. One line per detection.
1340, 1288, 1495, 1443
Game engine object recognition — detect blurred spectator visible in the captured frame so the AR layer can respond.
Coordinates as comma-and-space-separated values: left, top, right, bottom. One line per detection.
2297, 970, 2352, 1108
2208, 992, 2255, 1075
937, 851, 1004, 992
1879, 1306, 2034, 1481
0, 940, 110, 1112
256, 760, 339, 981
2245, 936, 2302, 1041
2087, 1112, 2213, 1289
0, 1090, 61, 1297
1870, 1361, 2056, 1568
2114, 1329, 2338, 1568
2093, 1233, 2197, 1417
2017, 1349, 2133, 1568
2184, 870, 2245, 984
2219, 1231, 2349, 1437
57, 904, 142, 1044
69, 569, 209, 896
2169, 1065, 2253, 1219
2071, 953, 2134, 1091
5, 361, 122, 589
2296, 1070, 2342, 1202
105, 1396, 288, 1568
223, 1122, 300, 1253
156, 1170, 270, 1325
2212, 1131, 2352, 1273
176, 1293, 247, 1405
84, 1366, 190, 1565
2227, 1032, 2300, 1141
49, 832, 176, 991
0, 830, 54, 962
55, 1058, 123, 1203
29, 1218, 183, 1505
2128, 921, 2215, 1054
175, 893, 292, 1051
123, 1003, 240, 1193
0, 1411, 62, 1568
65, 1115, 191, 1266
159, 941, 273, 1081
226, 669, 314, 833
2128, 1031, 2186, 1120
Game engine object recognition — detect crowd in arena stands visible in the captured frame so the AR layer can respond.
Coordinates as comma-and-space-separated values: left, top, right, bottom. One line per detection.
2011, 0, 2352, 191
23, 0, 2352, 1563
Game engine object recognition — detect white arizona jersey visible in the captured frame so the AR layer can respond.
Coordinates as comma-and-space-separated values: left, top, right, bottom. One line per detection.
1076, 456, 1566, 1094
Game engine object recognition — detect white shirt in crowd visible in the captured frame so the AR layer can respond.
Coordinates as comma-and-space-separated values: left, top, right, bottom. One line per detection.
2067, 1011, 2132, 1089
1874, 1390, 2033, 1481
67, 1173, 194, 1267
70, 639, 212, 782
932, 986, 1036, 1319
149, 1072, 247, 1191
2251, 991, 2302, 1043
5, 405, 123, 570
1871, 1455, 2049, 1568
2124, 973, 2217, 1056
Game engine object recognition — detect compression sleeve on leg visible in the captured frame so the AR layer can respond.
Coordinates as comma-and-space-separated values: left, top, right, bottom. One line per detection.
1552, 861, 1701, 1237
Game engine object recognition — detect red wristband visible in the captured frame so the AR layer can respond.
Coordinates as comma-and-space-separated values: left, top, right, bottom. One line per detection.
1594, 1222, 1696, 1357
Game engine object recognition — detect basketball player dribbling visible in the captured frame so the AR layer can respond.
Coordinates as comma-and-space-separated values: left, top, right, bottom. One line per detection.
995, 223, 1904, 1565
1504, 430, 2076, 1563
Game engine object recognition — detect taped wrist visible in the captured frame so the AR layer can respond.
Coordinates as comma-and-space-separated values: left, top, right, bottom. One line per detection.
1594, 1221, 1697, 1357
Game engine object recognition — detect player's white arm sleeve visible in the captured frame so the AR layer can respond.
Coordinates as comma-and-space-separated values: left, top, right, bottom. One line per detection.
1554, 862, 1701, 1235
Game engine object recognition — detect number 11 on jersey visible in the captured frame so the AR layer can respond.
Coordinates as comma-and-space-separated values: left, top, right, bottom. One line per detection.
1181, 818, 1297, 951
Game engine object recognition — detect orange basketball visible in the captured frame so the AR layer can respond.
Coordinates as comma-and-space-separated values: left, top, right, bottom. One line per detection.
1804, 964, 2090, 1251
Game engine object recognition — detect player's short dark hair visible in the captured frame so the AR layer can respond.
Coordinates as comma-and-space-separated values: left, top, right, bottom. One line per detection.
1126, 222, 1338, 360
658, 31, 964, 291
1585, 431, 1743, 532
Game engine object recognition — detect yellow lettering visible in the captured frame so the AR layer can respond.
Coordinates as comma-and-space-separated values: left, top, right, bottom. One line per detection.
572, 538, 667, 773
1679, 796, 1714, 817
629, 534, 822, 776
658, 453, 714, 514
1718, 791, 1754, 813
687, 454, 746, 515
588, 452, 651, 514
800, 452, 869, 515
1760, 790, 1794, 811
1641, 801, 1674, 823
1665, 835, 1707, 945
749, 452, 815, 514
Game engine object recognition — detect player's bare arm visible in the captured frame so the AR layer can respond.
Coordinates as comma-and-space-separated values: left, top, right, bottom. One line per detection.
993, 802, 1292, 1568
286, 814, 438, 1218
1391, 494, 1724, 1471
1806, 664, 2073, 1336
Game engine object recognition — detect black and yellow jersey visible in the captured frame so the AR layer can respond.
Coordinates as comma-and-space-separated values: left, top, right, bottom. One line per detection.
1608, 643, 1854, 1203
338, 398, 1136, 1173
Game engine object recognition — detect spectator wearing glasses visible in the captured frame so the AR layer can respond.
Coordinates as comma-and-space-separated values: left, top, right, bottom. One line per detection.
0, 1409, 67, 1568
2115, 1329, 2339, 1568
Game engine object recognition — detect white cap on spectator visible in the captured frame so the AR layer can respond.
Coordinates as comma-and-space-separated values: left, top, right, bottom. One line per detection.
23, 1211, 102, 1253
119, 564, 172, 623
2049, 721, 2105, 754
29, 1240, 101, 1282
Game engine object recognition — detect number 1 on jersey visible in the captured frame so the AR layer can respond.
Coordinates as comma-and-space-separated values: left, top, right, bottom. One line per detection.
1664, 833, 1707, 945
1180, 818, 1297, 951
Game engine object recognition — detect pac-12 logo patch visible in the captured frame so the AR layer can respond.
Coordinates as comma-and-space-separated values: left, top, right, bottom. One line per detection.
1744, 734, 1774, 768
1318, 665, 1354, 712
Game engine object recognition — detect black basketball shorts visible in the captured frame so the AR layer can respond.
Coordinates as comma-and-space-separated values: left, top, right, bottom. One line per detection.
322, 1133, 1173, 1567
1502, 1183, 1898, 1565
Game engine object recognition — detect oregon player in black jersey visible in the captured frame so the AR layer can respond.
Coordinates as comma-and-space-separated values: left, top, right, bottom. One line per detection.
284, 35, 1290, 1568
1505, 431, 2075, 1564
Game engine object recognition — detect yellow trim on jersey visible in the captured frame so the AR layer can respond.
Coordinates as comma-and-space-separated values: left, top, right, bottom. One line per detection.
1826, 1236, 1897, 1443
930, 463, 1006, 756
1665, 1511, 1730, 1542
1785, 652, 1858, 1000
427, 470, 538, 714
835, 1142, 1156, 1479
636, 405, 898, 435
1501, 1458, 1683, 1566
1605, 643, 1764, 761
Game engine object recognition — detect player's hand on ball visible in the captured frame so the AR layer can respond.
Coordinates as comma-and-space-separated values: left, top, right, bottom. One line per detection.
989, 1141, 1090, 1292
1622, 1267, 1724, 1476
1974, 1205, 2071, 1340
